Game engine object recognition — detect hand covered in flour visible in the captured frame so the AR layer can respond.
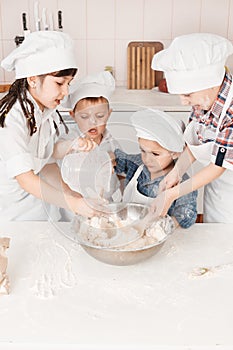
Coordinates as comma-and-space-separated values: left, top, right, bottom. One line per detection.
158, 167, 181, 193
108, 151, 116, 172
70, 136, 97, 153
146, 215, 176, 241
68, 196, 99, 218
149, 188, 176, 217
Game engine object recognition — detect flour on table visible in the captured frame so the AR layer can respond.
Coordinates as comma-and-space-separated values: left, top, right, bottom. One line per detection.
189, 262, 233, 279
31, 231, 76, 298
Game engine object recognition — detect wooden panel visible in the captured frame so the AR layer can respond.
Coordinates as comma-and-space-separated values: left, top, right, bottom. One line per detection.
0, 84, 11, 93
127, 41, 164, 89
196, 214, 203, 223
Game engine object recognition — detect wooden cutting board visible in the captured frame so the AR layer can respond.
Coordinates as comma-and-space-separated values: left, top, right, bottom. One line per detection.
127, 41, 164, 89
0, 84, 11, 93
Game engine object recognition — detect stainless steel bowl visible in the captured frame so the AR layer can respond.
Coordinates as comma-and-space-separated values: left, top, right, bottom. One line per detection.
66, 203, 170, 266
78, 240, 167, 266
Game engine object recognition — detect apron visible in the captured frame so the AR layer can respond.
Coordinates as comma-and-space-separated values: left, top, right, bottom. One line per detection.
0, 110, 60, 222
123, 165, 154, 205
184, 83, 233, 223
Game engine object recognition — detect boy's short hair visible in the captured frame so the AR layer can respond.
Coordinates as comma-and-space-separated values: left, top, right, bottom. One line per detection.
74, 96, 110, 112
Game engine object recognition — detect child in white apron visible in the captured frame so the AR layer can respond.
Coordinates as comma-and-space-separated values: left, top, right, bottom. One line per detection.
114, 109, 198, 229
53, 71, 121, 220
151, 33, 233, 223
0, 31, 96, 221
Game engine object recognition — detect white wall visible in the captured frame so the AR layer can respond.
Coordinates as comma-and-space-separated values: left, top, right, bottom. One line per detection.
1, 0, 233, 85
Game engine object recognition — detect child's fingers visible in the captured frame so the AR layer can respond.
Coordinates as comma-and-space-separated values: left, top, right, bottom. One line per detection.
158, 179, 166, 194
158, 172, 180, 194
108, 151, 116, 168
149, 192, 169, 217
77, 137, 97, 151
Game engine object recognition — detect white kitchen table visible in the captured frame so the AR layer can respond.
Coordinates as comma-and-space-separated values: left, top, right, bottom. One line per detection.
109, 86, 191, 112
0, 221, 233, 350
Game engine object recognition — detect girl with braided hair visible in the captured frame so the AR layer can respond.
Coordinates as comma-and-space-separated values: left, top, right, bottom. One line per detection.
0, 31, 97, 221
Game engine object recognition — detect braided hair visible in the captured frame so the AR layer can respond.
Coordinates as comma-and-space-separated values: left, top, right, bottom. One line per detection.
0, 68, 77, 136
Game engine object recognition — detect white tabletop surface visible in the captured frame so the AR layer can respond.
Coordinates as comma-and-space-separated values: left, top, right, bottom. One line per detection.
109, 87, 191, 112
1, 88, 191, 116
55, 87, 191, 114
0, 221, 233, 350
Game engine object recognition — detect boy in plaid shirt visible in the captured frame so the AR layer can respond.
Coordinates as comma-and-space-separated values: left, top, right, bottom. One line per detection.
151, 33, 233, 223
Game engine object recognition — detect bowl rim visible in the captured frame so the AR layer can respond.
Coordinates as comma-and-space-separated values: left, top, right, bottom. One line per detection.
75, 202, 150, 220
78, 233, 169, 252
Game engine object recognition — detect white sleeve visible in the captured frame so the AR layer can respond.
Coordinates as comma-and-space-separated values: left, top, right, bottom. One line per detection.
0, 113, 34, 178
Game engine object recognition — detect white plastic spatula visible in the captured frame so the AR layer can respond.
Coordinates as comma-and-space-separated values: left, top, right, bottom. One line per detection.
61, 149, 112, 199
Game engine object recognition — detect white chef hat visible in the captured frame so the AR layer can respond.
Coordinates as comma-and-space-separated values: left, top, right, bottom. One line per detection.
1, 31, 77, 79
62, 71, 115, 110
151, 33, 233, 94
131, 109, 185, 152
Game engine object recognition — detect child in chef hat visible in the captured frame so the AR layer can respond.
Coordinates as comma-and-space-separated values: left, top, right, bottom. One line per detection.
151, 33, 233, 223
53, 71, 122, 220
113, 109, 198, 229
53, 71, 118, 155
0, 30, 98, 221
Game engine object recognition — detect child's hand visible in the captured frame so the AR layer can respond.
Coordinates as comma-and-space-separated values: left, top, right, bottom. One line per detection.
108, 151, 116, 172
146, 215, 176, 238
70, 197, 98, 217
70, 137, 97, 153
149, 189, 174, 217
158, 167, 180, 193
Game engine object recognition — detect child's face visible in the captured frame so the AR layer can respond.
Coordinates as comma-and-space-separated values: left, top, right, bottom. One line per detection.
179, 86, 220, 112
139, 138, 174, 178
28, 74, 74, 110
72, 99, 112, 144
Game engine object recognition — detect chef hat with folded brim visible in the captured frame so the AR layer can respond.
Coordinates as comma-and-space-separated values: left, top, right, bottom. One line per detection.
131, 109, 185, 153
62, 71, 115, 110
151, 33, 233, 94
1, 31, 77, 79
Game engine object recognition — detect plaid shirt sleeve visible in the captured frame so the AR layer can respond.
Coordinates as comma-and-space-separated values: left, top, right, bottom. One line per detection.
189, 73, 233, 170
114, 149, 142, 185
212, 105, 233, 169
211, 73, 233, 169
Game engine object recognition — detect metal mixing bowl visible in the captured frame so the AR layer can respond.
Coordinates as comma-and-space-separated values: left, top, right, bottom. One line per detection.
77, 238, 167, 266
65, 203, 170, 266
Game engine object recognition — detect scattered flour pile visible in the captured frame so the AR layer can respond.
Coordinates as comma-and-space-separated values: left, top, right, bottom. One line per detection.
78, 216, 167, 250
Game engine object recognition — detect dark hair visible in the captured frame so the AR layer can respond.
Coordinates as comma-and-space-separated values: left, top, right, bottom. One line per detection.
0, 68, 77, 136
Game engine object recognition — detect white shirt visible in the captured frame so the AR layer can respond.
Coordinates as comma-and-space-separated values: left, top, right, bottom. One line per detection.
59, 125, 120, 153
0, 94, 61, 220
